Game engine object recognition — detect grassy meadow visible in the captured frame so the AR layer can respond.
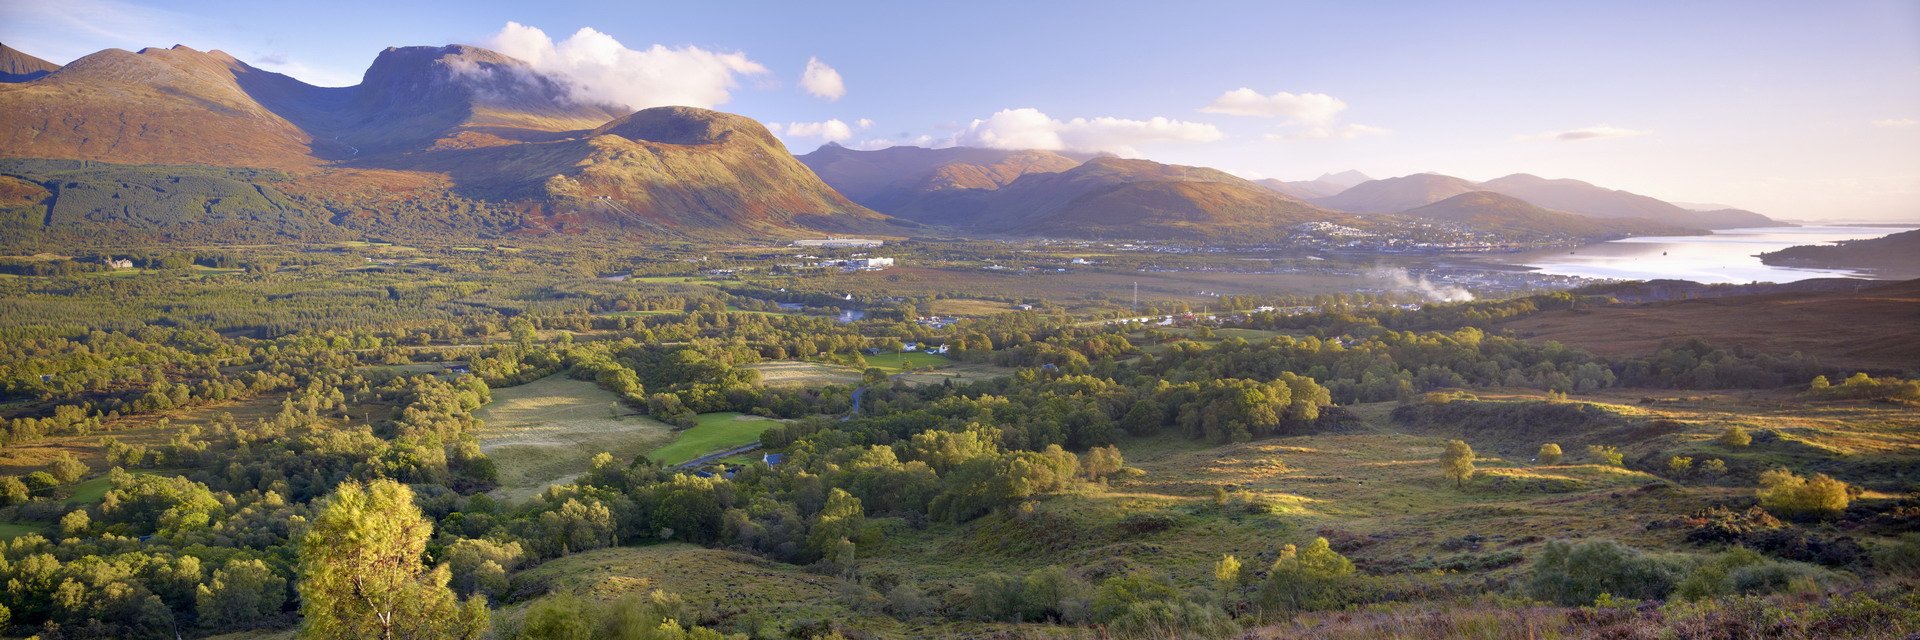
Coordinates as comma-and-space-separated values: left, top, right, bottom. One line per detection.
647, 412, 783, 465
475, 375, 674, 501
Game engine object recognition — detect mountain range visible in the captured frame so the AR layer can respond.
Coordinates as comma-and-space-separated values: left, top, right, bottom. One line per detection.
0, 41, 1778, 245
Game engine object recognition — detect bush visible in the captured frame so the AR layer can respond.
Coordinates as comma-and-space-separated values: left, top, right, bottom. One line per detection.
1526, 539, 1688, 605
1719, 425, 1752, 447
1757, 468, 1850, 520
1586, 445, 1624, 467
1258, 537, 1361, 612
1538, 443, 1562, 465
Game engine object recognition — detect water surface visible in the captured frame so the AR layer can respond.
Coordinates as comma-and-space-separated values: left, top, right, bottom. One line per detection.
1510, 225, 1917, 283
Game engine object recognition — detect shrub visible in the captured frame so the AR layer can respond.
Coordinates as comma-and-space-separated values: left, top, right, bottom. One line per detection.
48, 453, 87, 484
1757, 468, 1850, 520
1719, 425, 1752, 447
1667, 456, 1694, 477
1586, 445, 1624, 467
1538, 443, 1562, 465
1526, 539, 1688, 605
1258, 537, 1361, 612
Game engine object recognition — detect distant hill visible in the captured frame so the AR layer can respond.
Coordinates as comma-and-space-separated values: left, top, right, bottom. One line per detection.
1255, 170, 1373, 200
1758, 229, 1920, 278
891, 156, 1347, 241
797, 144, 1083, 212
0, 43, 58, 82
1312, 173, 1479, 213
1403, 191, 1701, 238
1478, 174, 1777, 229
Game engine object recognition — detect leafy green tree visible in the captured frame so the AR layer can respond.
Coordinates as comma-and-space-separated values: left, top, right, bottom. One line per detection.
1441, 440, 1475, 488
297, 479, 488, 640
1258, 537, 1359, 612
1719, 425, 1752, 448
1081, 445, 1124, 482
0, 475, 28, 506
1586, 444, 1625, 467
1757, 468, 1851, 519
196, 558, 288, 631
1537, 443, 1562, 465
48, 452, 87, 484
1667, 455, 1694, 477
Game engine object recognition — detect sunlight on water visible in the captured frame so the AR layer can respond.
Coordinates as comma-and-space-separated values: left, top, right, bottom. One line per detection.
1511, 225, 1917, 283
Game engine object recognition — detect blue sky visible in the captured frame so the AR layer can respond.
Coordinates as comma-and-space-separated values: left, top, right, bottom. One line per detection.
2, 0, 1916, 219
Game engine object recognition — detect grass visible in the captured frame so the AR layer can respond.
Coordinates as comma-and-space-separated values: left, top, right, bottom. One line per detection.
895, 362, 1016, 386
928, 298, 1017, 316
745, 360, 861, 388
0, 521, 45, 540
65, 475, 115, 504
647, 412, 782, 466
474, 375, 674, 501
861, 351, 951, 374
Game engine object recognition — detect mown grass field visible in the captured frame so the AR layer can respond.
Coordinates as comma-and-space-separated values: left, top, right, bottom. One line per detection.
928, 298, 1018, 316
648, 412, 783, 465
895, 362, 1016, 386
474, 375, 674, 501
745, 360, 862, 388
861, 351, 951, 374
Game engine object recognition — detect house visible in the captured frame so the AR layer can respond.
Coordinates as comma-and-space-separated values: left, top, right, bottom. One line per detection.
445, 364, 471, 374
761, 453, 787, 466
1014, 303, 1035, 311
851, 257, 895, 270
901, 342, 919, 352
929, 344, 950, 354
103, 257, 134, 270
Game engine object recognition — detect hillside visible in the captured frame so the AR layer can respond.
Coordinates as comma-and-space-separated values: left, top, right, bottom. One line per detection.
0, 43, 894, 242
796, 143, 1084, 212
371, 107, 893, 237
0, 45, 322, 169
1758, 228, 1920, 278
1501, 278, 1920, 371
1403, 191, 1701, 239
1479, 173, 1777, 229
0, 43, 59, 82
891, 156, 1347, 240
1255, 170, 1373, 200
1312, 173, 1479, 213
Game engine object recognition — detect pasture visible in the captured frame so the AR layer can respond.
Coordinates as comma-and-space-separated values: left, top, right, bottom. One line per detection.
647, 412, 783, 466
474, 375, 674, 501
744, 360, 861, 388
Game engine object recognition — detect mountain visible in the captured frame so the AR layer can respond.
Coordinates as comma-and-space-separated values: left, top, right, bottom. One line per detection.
0, 45, 322, 168
1253, 170, 1373, 200
1478, 174, 1777, 229
0, 43, 59, 82
797, 144, 1083, 212
370, 106, 891, 236
1311, 173, 1479, 213
1403, 191, 1700, 239
0, 43, 894, 241
1757, 229, 1920, 278
886, 156, 1348, 240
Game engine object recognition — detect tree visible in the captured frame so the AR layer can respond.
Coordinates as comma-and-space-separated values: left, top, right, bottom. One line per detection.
48, 452, 87, 484
1258, 537, 1358, 612
0, 475, 27, 506
196, 558, 288, 631
1082, 445, 1124, 482
1719, 426, 1752, 448
1757, 468, 1850, 520
1667, 455, 1694, 477
1441, 440, 1475, 489
1586, 444, 1624, 467
297, 479, 488, 640
1537, 443, 1562, 465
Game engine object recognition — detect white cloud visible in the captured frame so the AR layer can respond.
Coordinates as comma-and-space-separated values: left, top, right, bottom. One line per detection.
1266, 123, 1392, 141
485, 21, 767, 110
856, 118, 874, 129
1872, 118, 1917, 129
778, 119, 855, 142
1520, 125, 1651, 142
953, 108, 1223, 156
1201, 87, 1348, 124
853, 135, 937, 150
799, 57, 846, 101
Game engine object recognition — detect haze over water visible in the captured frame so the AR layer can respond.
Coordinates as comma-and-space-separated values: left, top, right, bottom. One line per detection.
1511, 225, 1919, 283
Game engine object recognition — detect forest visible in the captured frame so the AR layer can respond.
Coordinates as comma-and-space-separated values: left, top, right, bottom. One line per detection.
0, 241, 1916, 640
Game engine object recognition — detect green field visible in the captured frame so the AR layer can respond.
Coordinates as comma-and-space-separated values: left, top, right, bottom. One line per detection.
64, 475, 115, 504
474, 376, 675, 501
0, 521, 45, 540
861, 351, 951, 374
647, 412, 782, 465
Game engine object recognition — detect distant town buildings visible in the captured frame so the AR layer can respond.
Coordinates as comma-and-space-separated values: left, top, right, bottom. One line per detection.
793, 237, 884, 248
